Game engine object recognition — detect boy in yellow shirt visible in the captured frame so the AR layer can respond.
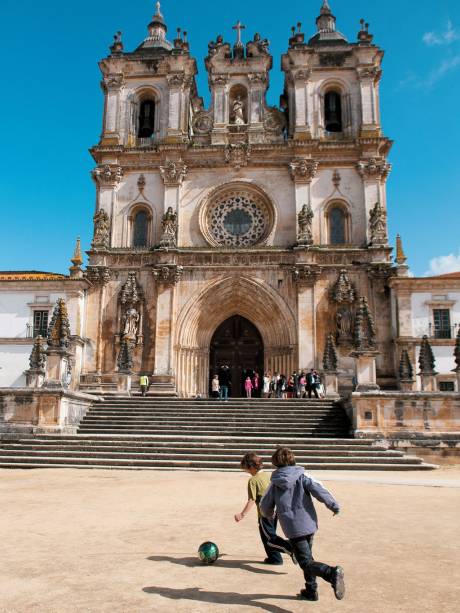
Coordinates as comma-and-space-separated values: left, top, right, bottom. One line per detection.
234, 452, 291, 565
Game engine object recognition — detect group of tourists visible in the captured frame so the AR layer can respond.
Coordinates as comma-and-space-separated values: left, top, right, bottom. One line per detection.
211, 369, 325, 399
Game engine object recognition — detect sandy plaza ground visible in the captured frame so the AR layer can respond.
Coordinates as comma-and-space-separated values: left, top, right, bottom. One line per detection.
1, 467, 460, 613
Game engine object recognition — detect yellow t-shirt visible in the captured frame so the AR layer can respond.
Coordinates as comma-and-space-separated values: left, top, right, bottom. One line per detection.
248, 471, 271, 517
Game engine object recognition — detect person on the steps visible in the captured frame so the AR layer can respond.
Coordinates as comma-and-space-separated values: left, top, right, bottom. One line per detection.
307, 370, 319, 399
139, 374, 149, 397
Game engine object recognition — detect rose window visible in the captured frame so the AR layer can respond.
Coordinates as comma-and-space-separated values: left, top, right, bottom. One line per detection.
205, 188, 271, 247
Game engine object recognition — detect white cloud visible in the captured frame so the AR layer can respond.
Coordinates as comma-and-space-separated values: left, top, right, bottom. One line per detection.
423, 20, 459, 46
424, 252, 460, 277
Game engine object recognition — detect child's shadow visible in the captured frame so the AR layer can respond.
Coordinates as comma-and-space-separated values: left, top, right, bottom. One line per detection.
147, 554, 287, 575
143, 586, 297, 613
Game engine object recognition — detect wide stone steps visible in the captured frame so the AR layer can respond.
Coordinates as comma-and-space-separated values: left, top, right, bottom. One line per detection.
0, 398, 436, 470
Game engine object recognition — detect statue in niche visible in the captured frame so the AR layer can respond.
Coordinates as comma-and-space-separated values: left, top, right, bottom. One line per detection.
122, 307, 139, 341
335, 307, 353, 345
92, 209, 110, 248
297, 204, 314, 245
160, 207, 178, 248
231, 96, 245, 125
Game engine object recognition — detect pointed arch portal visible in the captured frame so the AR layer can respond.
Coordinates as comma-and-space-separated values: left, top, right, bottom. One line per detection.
210, 315, 264, 397
175, 275, 297, 397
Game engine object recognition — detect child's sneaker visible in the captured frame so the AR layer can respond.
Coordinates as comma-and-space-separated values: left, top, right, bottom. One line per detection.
331, 566, 345, 600
298, 588, 319, 601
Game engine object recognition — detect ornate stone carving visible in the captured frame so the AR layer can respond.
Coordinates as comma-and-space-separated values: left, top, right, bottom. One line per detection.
246, 32, 270, 57
357, 66, 382, 82
369, 202, 388, 246
419, 336, 436, 375
356, 158, 392, 182
120, 272, 141, 307
210, 73, 229, 85
294, 69, 312, 81
399, 349, 414, 381
353, 297, 377, 352
323, 334, 338, 372
291, 266, 322, 285
85, 266, 111, 286
167, 73, 185, 87
160, 160, 188, 185
193, 111, 213, 134
152, 265, 184, 285
92, 164, 123, 186
207, 36, 229, 58
117, 337, 134, 374
91, 209, 110, 250
47, 299, 71, 349
225, 142, 251, 170
122, 307, 140, 342
297, 204, 314, 246
332, 170, 341, 188
264, 107, 286, 135
319, 52, 351, 67
137, 174, 146, 192
160, 207, 178, 249
29, 336, 47, 371
101, 74, 124, 92
330, 270, 356, 304
289, 158, 319, 183
110, 31, 124, 54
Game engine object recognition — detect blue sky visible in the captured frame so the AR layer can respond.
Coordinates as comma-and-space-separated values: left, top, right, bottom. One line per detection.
0, 0, 459, 276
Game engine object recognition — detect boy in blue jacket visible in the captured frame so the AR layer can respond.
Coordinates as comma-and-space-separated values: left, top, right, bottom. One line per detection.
260, 447, 345, 601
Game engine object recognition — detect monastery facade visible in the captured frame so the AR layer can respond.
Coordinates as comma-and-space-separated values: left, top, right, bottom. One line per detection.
1, 2, 460, 413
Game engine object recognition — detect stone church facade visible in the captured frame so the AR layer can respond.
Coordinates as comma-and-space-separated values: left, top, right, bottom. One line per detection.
81, 1, 396, 397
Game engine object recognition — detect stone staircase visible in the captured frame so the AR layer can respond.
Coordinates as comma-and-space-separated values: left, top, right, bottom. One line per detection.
0, 398, 436, 470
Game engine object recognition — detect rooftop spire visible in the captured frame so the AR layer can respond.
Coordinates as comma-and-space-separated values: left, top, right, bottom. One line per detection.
308, 0, 347, 45
69, 237, 83, 278
140, 0, 173, 51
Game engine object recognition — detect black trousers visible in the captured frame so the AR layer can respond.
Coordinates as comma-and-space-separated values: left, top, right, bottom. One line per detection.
290, 534, 333, 591
308, 385, 319, 399
140, 385, 147, 397
258, 516, 286, 563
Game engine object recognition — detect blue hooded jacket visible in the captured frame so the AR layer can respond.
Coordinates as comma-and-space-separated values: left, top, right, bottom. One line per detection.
259, 466, 340, 539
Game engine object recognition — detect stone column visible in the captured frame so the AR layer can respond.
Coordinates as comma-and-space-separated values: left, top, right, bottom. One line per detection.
166, 74, 185, 143
100, 74, 124, 145
44, 349, 72, 389
211, 75, 229, 145
292, 70, 312, 140
357, 67, 381, 136
152, 266, 183, 386
247, 74, 266, 143
351, 351, 380, 392
292, 266, 321, 371
159, 160, 188, 248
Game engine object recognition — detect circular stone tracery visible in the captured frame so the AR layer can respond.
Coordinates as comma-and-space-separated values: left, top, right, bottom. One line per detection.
205, 187, 272, 247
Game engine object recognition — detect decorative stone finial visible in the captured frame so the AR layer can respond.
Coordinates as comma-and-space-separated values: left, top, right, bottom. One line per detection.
47, 299, 71, 349
419, 336, 436, 375
117, 337, 134, 374
358, 19, 373, 44
395, 234, 407, 266
330, 270, 356, 304
29, 336, 47, 371
453, 328, 460, 372
323, 334, 338, 372
69, 237, 83, 277
110, 31, 124, 54
399, 349, 414, 381
353, 297, 376, 352
141, 0, 173, 50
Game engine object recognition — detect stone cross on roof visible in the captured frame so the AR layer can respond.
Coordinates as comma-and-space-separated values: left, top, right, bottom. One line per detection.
232, 20, 246, 46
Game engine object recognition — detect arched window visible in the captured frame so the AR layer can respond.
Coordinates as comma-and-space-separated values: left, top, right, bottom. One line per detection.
138, 99, 156, 138
133, 211, 149, 248
324, 91, 343, 133
329, 207, 346, 244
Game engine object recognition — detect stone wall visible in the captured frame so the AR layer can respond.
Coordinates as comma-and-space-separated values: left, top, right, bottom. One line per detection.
0, 389, 95, 436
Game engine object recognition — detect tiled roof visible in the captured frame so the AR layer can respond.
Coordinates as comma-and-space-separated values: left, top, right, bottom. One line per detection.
427, 272, 460, 280
0, 271, 67, 281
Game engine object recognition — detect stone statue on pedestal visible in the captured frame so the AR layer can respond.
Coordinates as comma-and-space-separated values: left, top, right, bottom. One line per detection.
160, 207, 178, 248
297, 204, 314, 245
231, 96, 245, 125
92, 209, 110, 249
122, 307, 139, 341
